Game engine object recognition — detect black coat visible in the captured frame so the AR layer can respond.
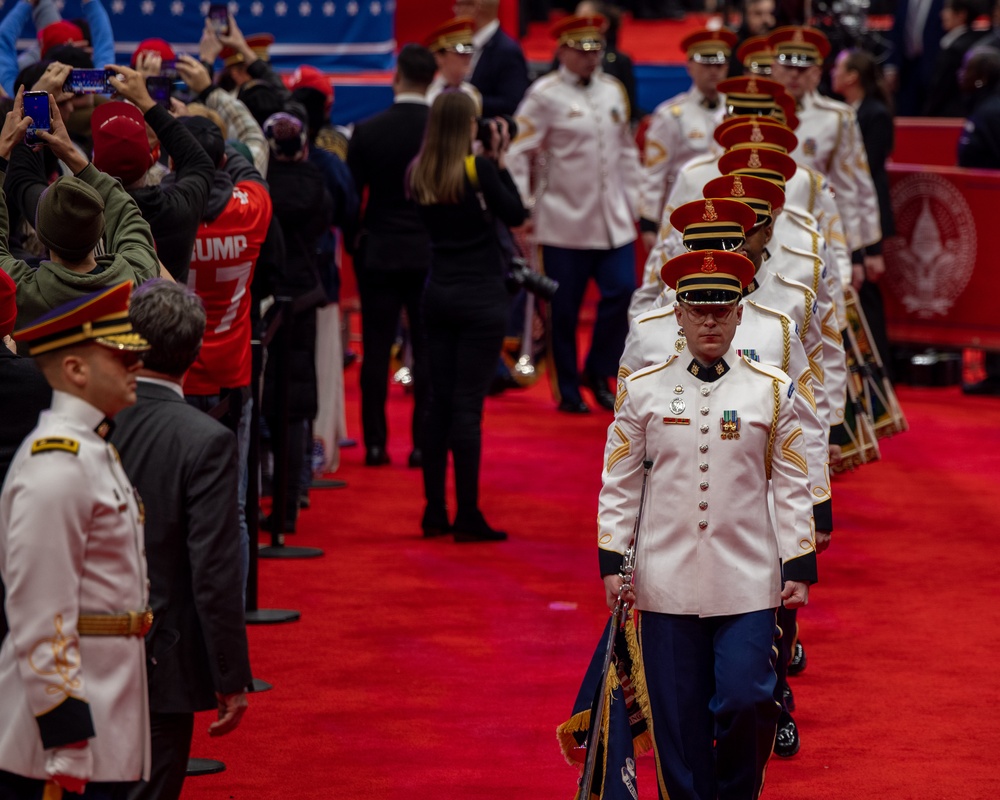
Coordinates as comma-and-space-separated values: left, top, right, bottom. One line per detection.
346, 100, 432, 272
111, 381, 252, 713
958, 89, 1000, 168
856, 94, 896, 242
0, 346, 51, 484
924, 28, 987, 117
470, 26, 531, 118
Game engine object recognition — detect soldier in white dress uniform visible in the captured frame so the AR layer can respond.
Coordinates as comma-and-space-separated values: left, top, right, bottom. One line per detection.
508, 13, 640, 413
768, 26, 882, 255
599, 249, 817, 800
638, 28, 736, 250
424, 17, 484, 114
0, 282, 151, 799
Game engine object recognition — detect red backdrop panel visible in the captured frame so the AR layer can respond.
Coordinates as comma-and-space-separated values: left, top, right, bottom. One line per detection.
395, 0, 520, 49
884, 163, 1000, 350
891, 118, 965, 168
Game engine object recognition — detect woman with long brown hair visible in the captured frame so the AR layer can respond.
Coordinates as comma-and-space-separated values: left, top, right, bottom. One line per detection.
410, 91, 528, 541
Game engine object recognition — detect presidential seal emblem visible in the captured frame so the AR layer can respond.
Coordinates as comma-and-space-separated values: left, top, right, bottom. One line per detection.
884, 173, 976, 318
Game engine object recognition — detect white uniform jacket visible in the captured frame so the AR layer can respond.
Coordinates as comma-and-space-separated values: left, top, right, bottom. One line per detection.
767, 244, 848, 425
598, 349, 817, 617
620, 301, 832, 530
0, 391, 150, 782
508, 66, 640, 250
639, 88, 725, 230
792, 92, 881, 251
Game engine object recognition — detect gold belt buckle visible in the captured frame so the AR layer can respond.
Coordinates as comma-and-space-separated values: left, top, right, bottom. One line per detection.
127, 608, 154, 636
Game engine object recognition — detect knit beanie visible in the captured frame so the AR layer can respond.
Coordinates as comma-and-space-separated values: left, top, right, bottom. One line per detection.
35, 177, 106, 262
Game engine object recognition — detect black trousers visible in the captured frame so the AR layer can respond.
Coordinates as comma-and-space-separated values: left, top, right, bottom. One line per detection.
420, 279, 509, 524
126, 712, 194, 800
357, 268, 429, 453
0, 771, 134, 800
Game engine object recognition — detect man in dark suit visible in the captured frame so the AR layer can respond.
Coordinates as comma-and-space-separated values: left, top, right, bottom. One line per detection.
456, 0, 531, 117
887, 0, 947, 115
346, 43, 436, 468
110, 280, 252, 800
925, 0, 987, 115
0, 268, 52, 643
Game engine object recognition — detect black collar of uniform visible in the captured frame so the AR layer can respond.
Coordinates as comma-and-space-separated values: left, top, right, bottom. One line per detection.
700, 96, 719, 110
94, 417, 115, 440
743, 277, 760, 296
687, 358, 730, 382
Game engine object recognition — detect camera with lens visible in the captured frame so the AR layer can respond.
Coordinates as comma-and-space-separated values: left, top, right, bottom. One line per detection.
476, 114, 519, 153
506, 257, 559, 301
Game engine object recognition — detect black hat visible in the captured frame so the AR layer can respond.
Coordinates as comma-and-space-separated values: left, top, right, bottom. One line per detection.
177, 116, 225, 167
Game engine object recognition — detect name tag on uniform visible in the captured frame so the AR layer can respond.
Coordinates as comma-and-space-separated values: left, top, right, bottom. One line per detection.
663, 417, 690, 425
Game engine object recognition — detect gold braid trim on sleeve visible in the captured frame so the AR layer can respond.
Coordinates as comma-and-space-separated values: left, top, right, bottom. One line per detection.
781, 427, 810, 475
607, 425, 631, 472
780, 316, 791, 373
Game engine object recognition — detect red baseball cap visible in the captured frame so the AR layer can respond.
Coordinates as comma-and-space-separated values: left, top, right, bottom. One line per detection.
38, 20, 85, 58
0, 269, 16, 339
91, 102, 154, 186
132, 38, 176, 67
288, 65, 334, 103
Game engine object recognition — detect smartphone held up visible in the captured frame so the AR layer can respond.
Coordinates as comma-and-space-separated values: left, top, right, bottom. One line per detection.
208, 3, 230, 35
22, 91, 50, 146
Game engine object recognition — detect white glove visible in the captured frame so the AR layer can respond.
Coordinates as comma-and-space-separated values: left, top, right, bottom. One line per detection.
45, 743, 93, 794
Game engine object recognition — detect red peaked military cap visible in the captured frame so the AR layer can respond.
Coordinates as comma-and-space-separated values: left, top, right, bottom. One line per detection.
670, 198, 758, 251
718, 147, 798, 188
768, 26, 831, 66
661, 249, 756, 302
714, 117, 798, 153
736, 35, 775, 73
703, 174, 786, 228
13, 282, 149, 357
680, 28, 738, 64
424, 17, 475, 53
551, 14, 606, 51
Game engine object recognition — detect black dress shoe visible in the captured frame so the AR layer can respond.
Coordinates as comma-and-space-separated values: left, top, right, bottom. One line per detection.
452, 511, 508, 542
788, 640, 807, 676
580, 371, 616, 410
558, 399, 591, 414
260, 514, 296, 534
782, 683, 796, 713
774, 711, 800, 758
365, 445, 391, 466
408, 449, 423, 469
421, 507, 451, 538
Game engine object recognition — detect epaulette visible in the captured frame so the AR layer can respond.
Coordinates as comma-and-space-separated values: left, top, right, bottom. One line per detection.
783, 207, 819, 231
678, 152, 716, 171
629, 357, 677, 382
742, 356, 789, 384
636, 308, 674, 324
31, 437, 80, 456
774, 272, 816, 301
780, 243, 824, 264
746, 299, 793, 323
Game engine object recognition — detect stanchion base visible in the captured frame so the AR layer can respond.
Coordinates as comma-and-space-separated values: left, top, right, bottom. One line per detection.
245, 608, 300, 625
312, 478, 347, 489
187, 758, 226, 777
258, 544, 324, 559
250, 677, 273, 693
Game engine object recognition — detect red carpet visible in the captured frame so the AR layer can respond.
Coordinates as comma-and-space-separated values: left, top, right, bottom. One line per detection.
179, 368, 1000, 799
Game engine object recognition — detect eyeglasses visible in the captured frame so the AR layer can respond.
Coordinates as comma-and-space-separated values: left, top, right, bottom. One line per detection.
678, 302, 738, 323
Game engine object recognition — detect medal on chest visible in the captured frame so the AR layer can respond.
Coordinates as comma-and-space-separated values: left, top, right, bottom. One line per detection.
720, 410, 741, 440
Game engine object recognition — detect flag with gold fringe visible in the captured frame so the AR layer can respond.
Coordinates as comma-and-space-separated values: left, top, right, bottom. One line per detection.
557, 611, 652, 800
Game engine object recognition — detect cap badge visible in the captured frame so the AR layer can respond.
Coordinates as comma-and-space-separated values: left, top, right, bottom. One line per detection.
748, 149, 762, 168
702, 199, 718, 222
720, 409, 741, 439
792, 28, 805, 43
747, 77, 758, 93
700, 254, 718, 274
750, 122, 764, 143
732, 176, 746, 197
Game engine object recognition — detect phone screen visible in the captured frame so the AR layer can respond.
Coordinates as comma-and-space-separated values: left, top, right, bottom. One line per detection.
23, 91, 50, 145
146, 76, 172, 110
64, 68, 116, 94
208, 4, 229, 35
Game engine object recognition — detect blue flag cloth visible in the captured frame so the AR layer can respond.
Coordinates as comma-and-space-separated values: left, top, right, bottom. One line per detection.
557, 611, 652, 800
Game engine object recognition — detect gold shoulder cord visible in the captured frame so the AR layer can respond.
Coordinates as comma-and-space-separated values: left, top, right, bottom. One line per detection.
803, 291, 814, 336
780, 316, 791, 373
765, 379, 781, 480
